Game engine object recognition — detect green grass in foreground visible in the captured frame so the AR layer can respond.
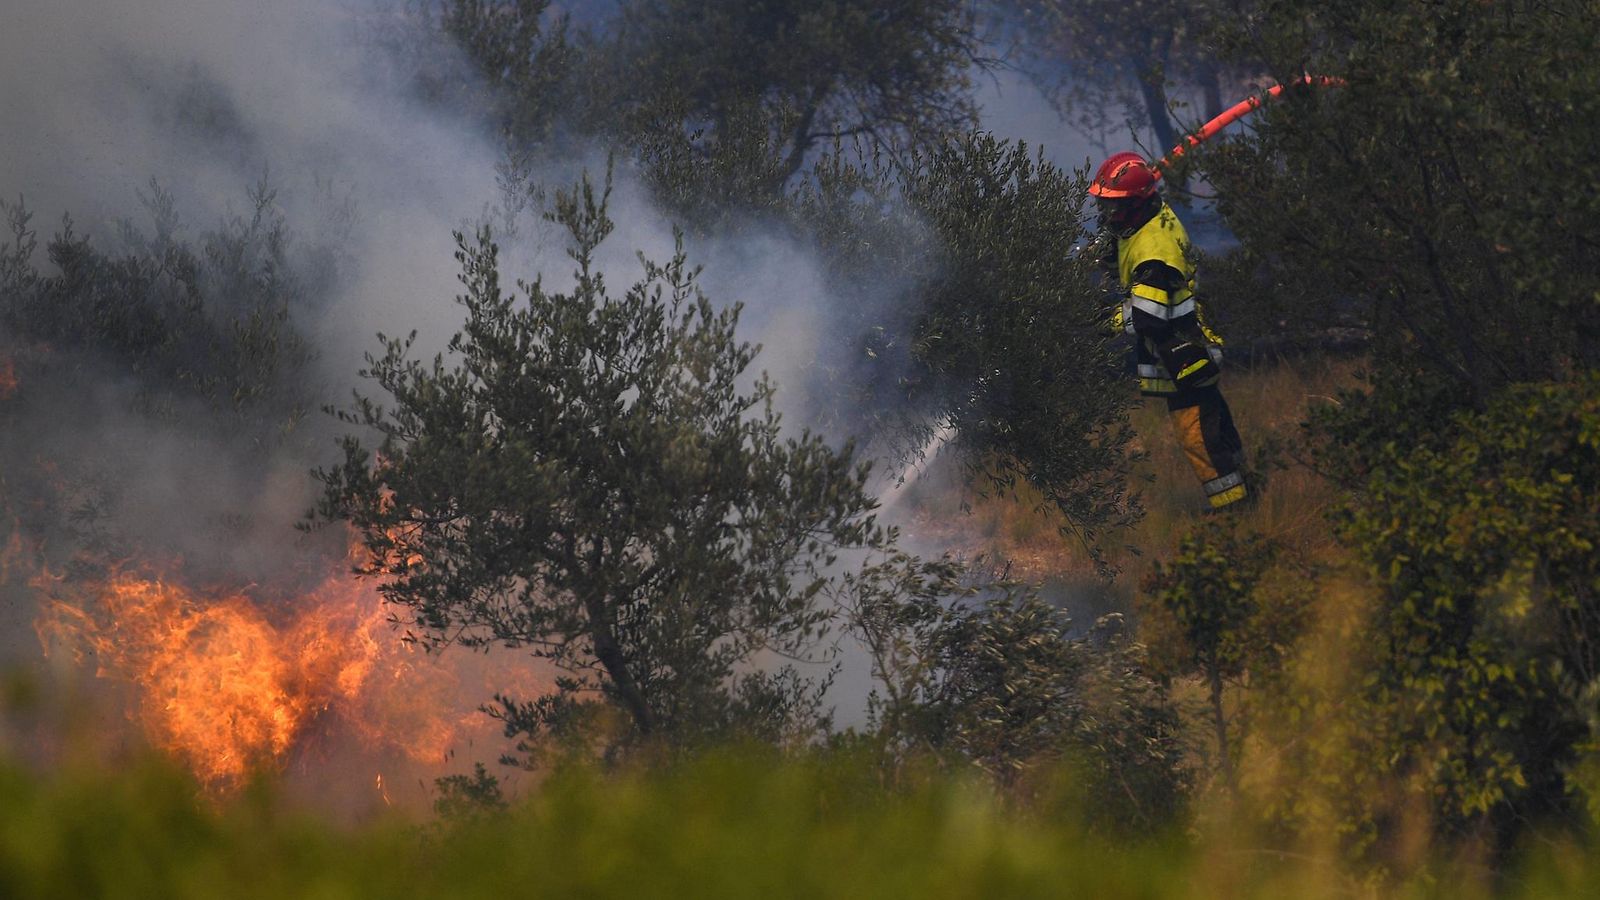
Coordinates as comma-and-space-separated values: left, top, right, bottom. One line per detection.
1, 749, 1597, 900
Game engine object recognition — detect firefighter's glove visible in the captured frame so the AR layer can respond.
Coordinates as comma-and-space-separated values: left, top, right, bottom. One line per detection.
1156, 333, 1220, 390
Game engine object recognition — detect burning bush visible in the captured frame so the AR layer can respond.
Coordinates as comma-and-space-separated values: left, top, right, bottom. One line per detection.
33, 558, 546, 790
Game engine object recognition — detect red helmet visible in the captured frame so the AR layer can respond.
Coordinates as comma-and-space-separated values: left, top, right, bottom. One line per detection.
1088, 152, 1160, 199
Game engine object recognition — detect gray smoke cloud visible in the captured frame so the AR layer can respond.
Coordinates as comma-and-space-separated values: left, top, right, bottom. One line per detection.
973, 66, 1101, 170
0, 0, 1095, 745
0, 0, 497, 574
0, 1, 546, 800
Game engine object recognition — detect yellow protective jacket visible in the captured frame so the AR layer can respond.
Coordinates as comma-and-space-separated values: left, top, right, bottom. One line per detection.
1119, 203, 1196, 320
1108, 203, 1222, 395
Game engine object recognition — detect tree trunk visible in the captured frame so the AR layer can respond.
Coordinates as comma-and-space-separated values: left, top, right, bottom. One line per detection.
1129, 29, 1179, 158
1134, 64, 1179, 157
579, 536, 656, 734
774, 80, 831, 192
1208, 656, 1233, 789
585, 592, 656, 733
1197, 59, 1223, 122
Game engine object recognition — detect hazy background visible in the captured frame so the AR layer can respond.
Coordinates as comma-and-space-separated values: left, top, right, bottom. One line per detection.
0, 0, 1116, 765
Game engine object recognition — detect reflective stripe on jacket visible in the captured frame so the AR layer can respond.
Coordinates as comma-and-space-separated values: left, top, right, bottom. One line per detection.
1117, 204, 1196, 321
1111, 203, 1227, 397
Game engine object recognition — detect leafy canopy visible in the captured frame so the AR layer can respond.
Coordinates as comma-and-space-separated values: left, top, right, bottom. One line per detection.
316, 173, 884, 749
870, 134, 1141, 560
1192, 0, 1600, 856
601, 0, 984, 196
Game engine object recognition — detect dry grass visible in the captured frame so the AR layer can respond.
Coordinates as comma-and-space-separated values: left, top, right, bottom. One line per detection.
896, 353, 1366, 590
898, 355, 1464, 872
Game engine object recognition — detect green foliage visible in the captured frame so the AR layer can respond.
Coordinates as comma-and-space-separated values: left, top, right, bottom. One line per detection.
423, 0, 985, 226
784, 134, 1144, 561
433, 762, 507, 821
598, 0, 983, 212
1303, 364, 1463, 489
1204, 0, 1600, 410
0, 178, 335, 580
997, 0, 1244, 152
1332, 375, 1600, 847
434, 0, 573, 150
837, 550, 1189, 832
0, 755, 414, 900
6, 746, 1600, 898
1140, 525, 1308, 785
894, 134, 1142, 557
1141, 527, 1298, 686
426, 4, 1143, 550
0, 180, 316, 440
1189, 0, 1600, 856
315, 171, 880, 751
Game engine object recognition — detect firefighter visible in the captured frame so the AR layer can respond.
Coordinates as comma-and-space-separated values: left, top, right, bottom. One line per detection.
1088, 151, 1249, 511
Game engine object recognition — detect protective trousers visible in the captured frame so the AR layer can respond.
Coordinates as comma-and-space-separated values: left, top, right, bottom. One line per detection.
1164, 385, 1247, 510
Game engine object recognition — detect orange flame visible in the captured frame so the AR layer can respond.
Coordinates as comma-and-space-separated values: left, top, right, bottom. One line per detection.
34, 559, 543, 788
43, 574, 310, 782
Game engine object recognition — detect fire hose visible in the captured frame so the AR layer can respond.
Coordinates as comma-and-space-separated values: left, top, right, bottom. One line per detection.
1076, 73, 1343, 260
1073, 74, 1344, 346
1157, 74, 1345, 174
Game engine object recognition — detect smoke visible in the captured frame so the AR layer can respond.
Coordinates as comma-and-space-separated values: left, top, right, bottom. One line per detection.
0, 0, 1099, 764
0, 0, 552, 806
0, 0, 1099, 428
973, 66, 1101, 171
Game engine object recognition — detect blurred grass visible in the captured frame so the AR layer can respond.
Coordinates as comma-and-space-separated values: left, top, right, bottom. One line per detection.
0, 745, 1595, 899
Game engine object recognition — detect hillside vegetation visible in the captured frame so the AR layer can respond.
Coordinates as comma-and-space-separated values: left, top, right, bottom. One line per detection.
4, 0, 1599, 895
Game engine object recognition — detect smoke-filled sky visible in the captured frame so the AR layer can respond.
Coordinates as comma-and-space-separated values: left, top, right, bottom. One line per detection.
0, 0, 1094, 377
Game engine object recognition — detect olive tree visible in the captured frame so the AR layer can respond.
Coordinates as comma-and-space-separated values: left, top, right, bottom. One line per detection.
1192, 0, 1600, 860
795, 134, 1142, 565
315, 173, 884, 749
591, 0, 987, 222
